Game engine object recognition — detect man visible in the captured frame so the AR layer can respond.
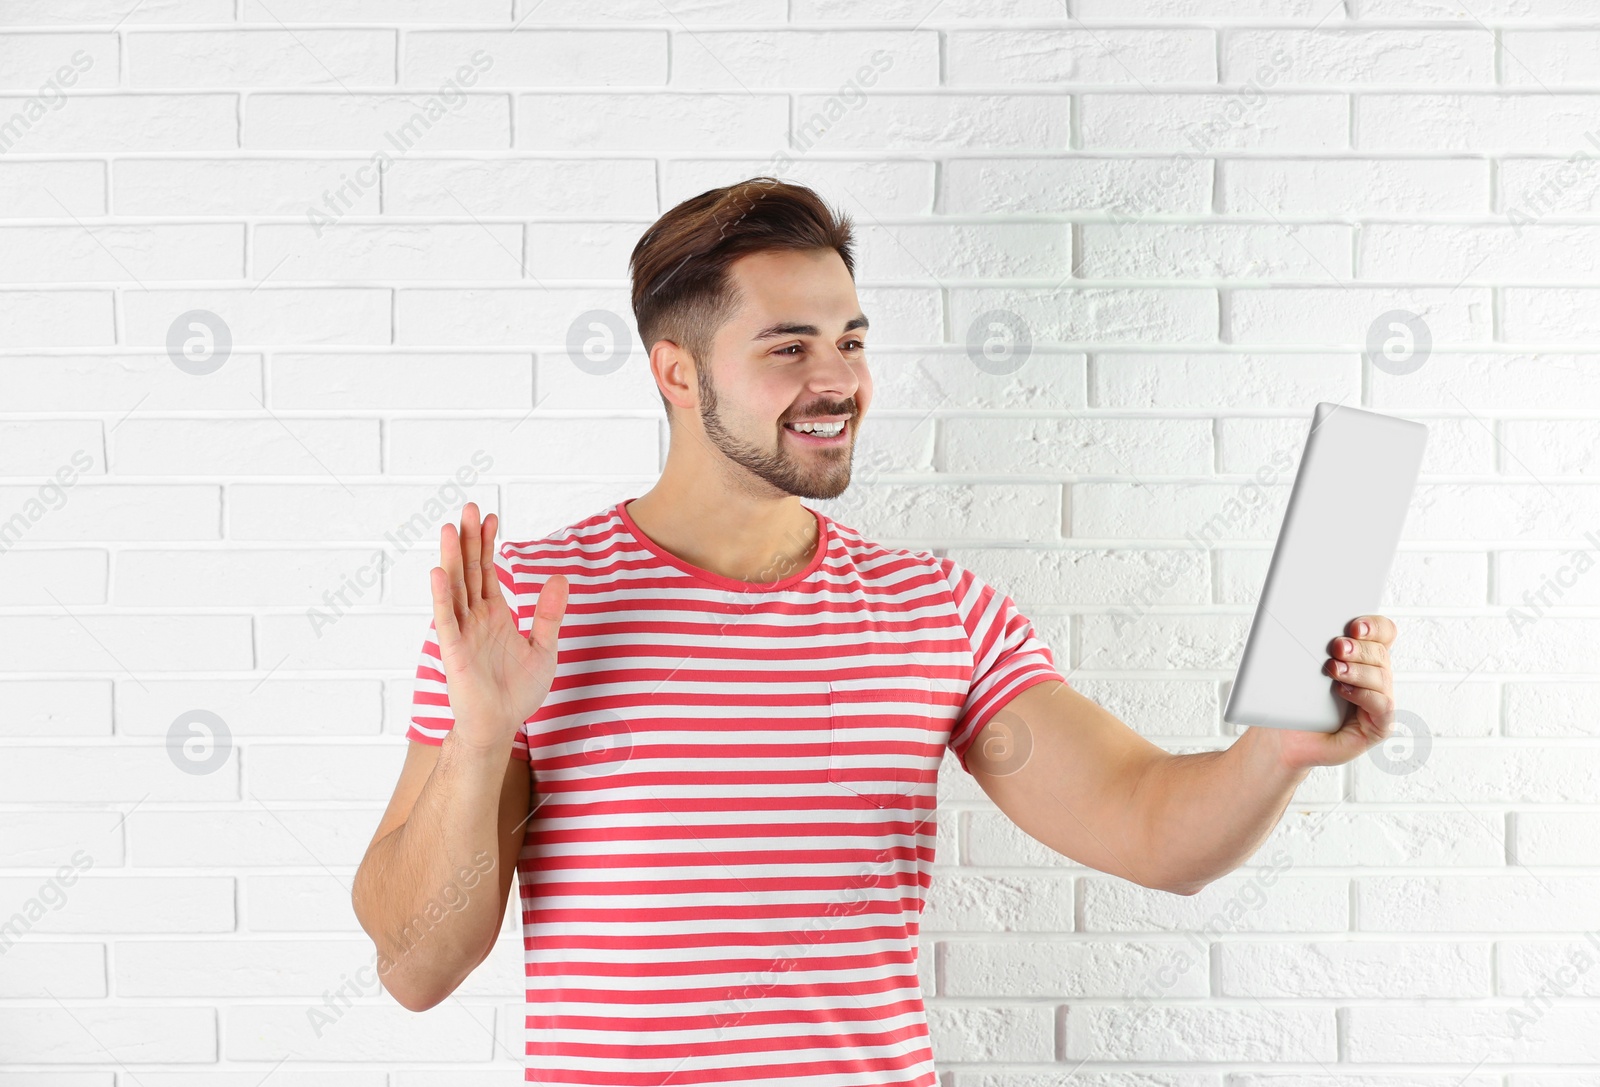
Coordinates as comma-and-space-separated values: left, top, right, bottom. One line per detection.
352, 177, 1399, 1085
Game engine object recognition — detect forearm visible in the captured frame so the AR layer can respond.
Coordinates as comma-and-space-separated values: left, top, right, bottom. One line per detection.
1133, 725, 1310, 895
352, 730, 508, 1010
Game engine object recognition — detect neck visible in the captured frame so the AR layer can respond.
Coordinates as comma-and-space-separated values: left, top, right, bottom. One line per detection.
625, 464, 820, 586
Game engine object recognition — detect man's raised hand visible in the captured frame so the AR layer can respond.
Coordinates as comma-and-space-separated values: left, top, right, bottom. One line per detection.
428, 502, 567, 756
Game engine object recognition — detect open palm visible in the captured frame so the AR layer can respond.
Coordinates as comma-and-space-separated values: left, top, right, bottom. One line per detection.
429, 502, 568, 755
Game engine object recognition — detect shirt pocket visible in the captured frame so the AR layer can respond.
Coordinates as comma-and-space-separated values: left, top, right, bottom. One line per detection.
826, 671, 939, 809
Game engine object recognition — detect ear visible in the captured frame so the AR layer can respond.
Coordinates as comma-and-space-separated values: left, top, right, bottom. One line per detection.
650, 339, 695, 417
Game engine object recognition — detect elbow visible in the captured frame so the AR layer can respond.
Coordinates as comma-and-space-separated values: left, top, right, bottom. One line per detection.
381, 970, 450, 1013
371, 933, 495, 1014
1160, 876, 1210, 897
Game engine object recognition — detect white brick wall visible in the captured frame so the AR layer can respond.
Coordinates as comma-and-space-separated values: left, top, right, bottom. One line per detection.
0, 1, 1594, 1082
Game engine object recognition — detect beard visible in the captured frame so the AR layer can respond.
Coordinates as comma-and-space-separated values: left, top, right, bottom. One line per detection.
696, 367, 855, 501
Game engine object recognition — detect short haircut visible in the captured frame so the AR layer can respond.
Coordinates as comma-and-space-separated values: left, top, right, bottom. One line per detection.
628, 176, 856, 421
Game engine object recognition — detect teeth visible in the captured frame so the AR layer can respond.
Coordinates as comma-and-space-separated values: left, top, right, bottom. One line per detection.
788, 420, 845, 436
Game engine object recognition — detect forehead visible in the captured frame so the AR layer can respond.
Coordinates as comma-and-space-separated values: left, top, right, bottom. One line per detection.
724, 248, 861, 333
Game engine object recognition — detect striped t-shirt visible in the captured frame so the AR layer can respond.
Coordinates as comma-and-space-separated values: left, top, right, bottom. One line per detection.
408, 496, 1067, 1086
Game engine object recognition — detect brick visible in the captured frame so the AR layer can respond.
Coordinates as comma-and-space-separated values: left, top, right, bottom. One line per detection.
127, 30, 397, 87
270, 353, 532, 410
0, 1007, 214, 1062
0, 160, 104, 217
0, 94, 235, 153
1229, 287, 1491, 344
675, 30, 934, 89
1095, 352, 1355, 408
244, 93, 509, 150
789, 92, 1070, 151
387, 417, 658, 476
1082, 92, 1347, 151
241, 0, 507, 18
1217, 940, 1489, 997
948, 29, 1215, 84
0, 874, 233, 929
129, 809, 378, 867
1360, 224, 1600, 282
950, 286, 1218, 344
0, 354, 262, 412
944, 415, 1212, 475
395, 287, 624, 345
225, 1003, 494, 1061
384, 157, 656, 215
943, 156, 1212, 214
0, 680, 110, 738
855, 222, 1071, 279
1064, 1005, 1334, 1062
793, 0, 1058, 19
0, 0, 229, 24
1223, 29, 1493, 85
122, 289, 391, 347
254, 223, 522, 281
1504, 288, 1600, 342
1359, 94, 1600, 152
1219, 157, 1489, 214
0, 225, 242, 283
116, 158, 381, 216
0, 33, 117, 89
1347, 1004, 1600, 1062
1503, 30, 1600, 86
405, 29, 666, 87
0, 290, 113, 346
1080, 223, 1352, 279
516, 92, 786, 151
0, 942, 105, 998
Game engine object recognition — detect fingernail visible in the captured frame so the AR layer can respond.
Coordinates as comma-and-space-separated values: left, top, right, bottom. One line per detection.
1358, 622, 1368, 636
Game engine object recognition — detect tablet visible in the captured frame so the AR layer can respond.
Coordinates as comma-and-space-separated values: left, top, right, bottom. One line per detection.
1222, 401, 1429, 732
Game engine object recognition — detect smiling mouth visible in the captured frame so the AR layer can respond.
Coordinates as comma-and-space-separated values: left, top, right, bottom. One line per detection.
782, 418, 850, 444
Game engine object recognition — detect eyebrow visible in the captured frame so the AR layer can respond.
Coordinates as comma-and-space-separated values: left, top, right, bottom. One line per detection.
750, 314, 869, 342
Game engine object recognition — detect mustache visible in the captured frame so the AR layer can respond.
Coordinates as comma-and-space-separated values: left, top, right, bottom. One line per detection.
783, 403, 856, 423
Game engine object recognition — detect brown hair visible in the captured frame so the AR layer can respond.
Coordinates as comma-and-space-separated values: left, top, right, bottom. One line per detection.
629, 176, 856, 421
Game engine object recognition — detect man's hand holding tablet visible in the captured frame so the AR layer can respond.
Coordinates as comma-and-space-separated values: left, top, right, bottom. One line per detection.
1263, 612, 1399, 772
1223, 402, 1428, 773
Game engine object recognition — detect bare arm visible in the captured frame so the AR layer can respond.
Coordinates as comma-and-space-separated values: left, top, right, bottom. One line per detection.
1130, 613, 1401, 892
352, 501, 566, 1011
969, 616, 1397, 895
966, 679, 1181, 893
968, 680, 1308, 896
352, 733, 531, 1011
1120, 726, 1309, 895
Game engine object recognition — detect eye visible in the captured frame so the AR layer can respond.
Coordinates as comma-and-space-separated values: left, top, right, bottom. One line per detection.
843, 339, 865, 351
775, 343, 803, 356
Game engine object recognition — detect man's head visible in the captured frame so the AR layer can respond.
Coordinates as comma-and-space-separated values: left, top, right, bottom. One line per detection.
629, 177, 870, 502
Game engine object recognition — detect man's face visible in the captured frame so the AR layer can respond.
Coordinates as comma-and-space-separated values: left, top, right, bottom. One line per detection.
689, 247, 871, 501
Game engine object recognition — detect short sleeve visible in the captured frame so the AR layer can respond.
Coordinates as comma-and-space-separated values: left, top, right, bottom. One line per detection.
406, 538, 531, 762
937, 555, 1068, 775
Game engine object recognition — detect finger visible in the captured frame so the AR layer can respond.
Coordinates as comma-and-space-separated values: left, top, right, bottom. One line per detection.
428, 565, 461, 645
480, 511, 500, 603
1325, 657, 1388, 692
528, 573, 569, 656
439, 520, 468, 629
1330, 634, 1390, 670
1347, 614, 1397, 646
1334, 678, 1393, 720
460, 502, 483, 607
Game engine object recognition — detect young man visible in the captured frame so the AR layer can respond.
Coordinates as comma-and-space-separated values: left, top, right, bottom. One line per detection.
352, 178, 1399, 1085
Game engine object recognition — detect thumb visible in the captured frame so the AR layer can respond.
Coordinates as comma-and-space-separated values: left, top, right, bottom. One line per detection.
528, 573, 568, 655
